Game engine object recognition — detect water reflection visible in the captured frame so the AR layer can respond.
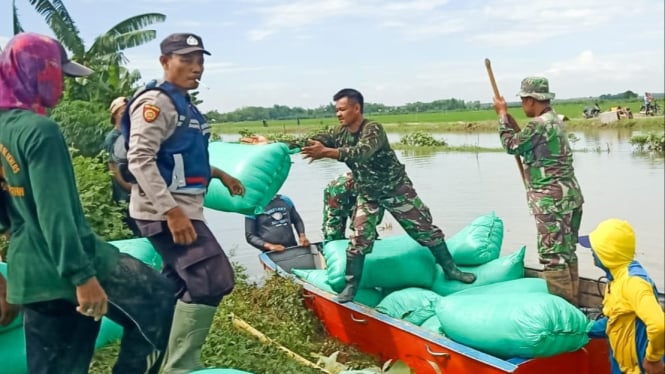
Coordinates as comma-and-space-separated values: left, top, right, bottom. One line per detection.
207, 130, 664, 288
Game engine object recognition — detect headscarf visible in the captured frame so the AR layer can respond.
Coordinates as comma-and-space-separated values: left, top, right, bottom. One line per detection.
0, 32, 64, 115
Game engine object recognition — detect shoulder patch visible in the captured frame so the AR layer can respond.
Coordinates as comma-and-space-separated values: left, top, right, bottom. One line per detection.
143, 104, 161, 122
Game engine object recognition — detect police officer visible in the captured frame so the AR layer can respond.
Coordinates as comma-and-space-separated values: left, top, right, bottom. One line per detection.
125, 33, 245, 373
493, 77, 584, 305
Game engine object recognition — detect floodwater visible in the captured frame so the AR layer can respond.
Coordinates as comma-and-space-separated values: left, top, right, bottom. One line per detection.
206, 129, 665, 289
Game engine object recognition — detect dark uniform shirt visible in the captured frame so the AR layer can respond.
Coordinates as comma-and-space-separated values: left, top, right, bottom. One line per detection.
245, 195, 306, 251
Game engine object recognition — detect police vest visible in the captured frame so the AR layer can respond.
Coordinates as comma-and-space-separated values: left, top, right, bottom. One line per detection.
118, 80, 211, 195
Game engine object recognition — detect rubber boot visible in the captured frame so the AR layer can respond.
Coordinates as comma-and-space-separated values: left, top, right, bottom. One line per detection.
161, 300, 217, 374
569, 262, 580, 307
429, 242, 476, 284
543, 268, 576, 305
336, 253, 365, 303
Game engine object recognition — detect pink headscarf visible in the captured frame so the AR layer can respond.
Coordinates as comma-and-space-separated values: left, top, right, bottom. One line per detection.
0, 32, 64, 115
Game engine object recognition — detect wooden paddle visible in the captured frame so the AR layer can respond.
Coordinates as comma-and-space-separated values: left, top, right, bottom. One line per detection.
484, 58, 527, 187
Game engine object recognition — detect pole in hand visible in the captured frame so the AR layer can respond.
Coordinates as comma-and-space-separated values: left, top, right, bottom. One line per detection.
484, 58, 527, 187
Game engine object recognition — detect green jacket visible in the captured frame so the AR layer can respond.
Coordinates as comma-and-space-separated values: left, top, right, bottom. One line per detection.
0, 109, 119, 305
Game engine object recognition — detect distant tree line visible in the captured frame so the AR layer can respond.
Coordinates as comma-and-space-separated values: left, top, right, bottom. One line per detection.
205, 98, 482, 122
204, 90, 662, 123
598, 90, 639, 100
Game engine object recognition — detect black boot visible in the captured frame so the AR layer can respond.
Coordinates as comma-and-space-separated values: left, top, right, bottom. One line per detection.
430, 242, 476, 284
336, 252, 365, 303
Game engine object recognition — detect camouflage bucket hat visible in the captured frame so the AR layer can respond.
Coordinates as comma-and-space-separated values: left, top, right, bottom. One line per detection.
516, 76, 555, 100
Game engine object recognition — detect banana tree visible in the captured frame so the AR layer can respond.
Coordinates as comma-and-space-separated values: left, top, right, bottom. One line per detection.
0, 0, 24, 51
21, 0, 165, 103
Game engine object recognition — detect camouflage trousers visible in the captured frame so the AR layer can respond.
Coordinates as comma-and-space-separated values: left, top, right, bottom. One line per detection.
322, 173, 385, 241
534, 207, 583, 270
349, 183, 445, 256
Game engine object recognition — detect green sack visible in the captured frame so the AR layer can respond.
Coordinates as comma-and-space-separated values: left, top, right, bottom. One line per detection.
376, 287, 443, 326
446, 212, 504, 266
108, 238, 163, 270
435, 292, 592, 358
431, 246, 525, 296
453, 277, 548, 297
0, 326, 27, 374
292, 269, 385, 307
351, 288, 385, 308
94, 317, 124, 349
204, 142, 292, 215
292, 268, 335, 293
420, 316, 443, 335
323, 236, 437, 292
0, 262, 22, 334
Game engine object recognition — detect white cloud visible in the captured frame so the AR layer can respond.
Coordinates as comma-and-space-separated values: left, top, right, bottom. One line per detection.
245, 0, 662, 46
248, 0, 352, 41
545, 49, 665, 96
246, 0, 455, 41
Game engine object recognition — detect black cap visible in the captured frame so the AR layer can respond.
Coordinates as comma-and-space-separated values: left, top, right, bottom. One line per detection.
160, 33, 211, 56
57, 42, 94, 77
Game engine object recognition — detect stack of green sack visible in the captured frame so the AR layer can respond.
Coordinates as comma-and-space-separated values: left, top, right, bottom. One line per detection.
291, 212, 592, 359
291, 212, 508, 307
0, 238, 162, 374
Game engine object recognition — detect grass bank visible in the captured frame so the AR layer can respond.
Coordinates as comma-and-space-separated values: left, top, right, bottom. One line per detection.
89, 265, 378, 373
212, 113, 664, 136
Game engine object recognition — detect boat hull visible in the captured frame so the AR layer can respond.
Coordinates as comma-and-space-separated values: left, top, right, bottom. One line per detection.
259, 246, 618, 373
302, 283, 611, 374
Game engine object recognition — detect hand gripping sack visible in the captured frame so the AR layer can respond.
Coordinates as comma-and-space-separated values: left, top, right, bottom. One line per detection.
205, 142, 292, 215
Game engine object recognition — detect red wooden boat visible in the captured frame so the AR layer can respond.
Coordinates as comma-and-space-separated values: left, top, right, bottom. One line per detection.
258, 245, 665, 374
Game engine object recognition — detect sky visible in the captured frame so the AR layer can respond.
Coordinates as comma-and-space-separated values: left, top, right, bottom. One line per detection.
2, 0, 664, 113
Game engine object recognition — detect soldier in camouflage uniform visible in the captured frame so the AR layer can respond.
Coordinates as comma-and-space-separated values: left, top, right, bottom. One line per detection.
322, 172, 385, 241
303, 88, 475, 303
493, 76, 584, 305
322, 172, 356, 241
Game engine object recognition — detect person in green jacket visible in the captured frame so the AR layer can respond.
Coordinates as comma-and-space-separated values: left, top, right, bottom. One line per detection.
0, 32, 175, 373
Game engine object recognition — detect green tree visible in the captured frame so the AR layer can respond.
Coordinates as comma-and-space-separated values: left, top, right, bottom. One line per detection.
12, 0, 23, 35
49, 101, 112, 157
17, 0, 165, 104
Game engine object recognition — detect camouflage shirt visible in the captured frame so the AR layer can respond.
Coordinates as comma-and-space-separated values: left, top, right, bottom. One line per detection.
499, 110, 584, 214
313, 119, 410, 200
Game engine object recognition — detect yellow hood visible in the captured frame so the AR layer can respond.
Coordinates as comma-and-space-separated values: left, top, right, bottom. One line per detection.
584, 219, 636, 270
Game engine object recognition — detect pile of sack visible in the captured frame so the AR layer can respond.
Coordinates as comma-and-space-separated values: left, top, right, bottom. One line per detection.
292, 212, 592, 359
